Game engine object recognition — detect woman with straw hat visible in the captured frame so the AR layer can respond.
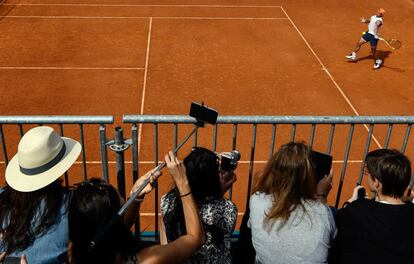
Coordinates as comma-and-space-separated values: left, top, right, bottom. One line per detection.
0, 126, 81, 263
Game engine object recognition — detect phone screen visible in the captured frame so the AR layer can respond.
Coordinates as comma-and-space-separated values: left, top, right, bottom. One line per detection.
310, 150, 333, 182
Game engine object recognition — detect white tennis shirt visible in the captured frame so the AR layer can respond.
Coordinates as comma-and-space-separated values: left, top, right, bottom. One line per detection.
368, 15, 383, 39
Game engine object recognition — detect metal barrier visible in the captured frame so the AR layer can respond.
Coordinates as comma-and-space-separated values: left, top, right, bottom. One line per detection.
123, 115, 414, 239
0, 116, 114, 184
2, 115, 414, 240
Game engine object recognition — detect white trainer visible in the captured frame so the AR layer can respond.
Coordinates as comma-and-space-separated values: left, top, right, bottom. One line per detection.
373, 59, 383, 70
346, 52, 357, 60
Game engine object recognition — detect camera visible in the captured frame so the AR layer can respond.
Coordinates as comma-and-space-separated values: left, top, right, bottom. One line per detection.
219, 150, 241, 172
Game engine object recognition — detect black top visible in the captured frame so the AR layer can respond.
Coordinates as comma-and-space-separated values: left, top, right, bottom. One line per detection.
331, 198, 414, 264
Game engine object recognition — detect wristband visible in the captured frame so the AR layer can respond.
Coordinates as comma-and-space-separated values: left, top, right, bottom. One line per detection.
180, 191, 192, 198
134, 195, 144, 203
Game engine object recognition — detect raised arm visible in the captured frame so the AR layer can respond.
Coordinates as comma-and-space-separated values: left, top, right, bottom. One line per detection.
124, 169, 160, 228
360, 17, 370, 23
138, 151, 204, 264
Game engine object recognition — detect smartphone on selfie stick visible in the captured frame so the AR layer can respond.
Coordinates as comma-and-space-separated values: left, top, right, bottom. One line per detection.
88, 102, 218, 252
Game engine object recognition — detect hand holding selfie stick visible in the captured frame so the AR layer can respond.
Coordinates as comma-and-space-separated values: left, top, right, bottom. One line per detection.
118, 126, 199, 215
119, 102, 217, 215
89, 102, 218, 252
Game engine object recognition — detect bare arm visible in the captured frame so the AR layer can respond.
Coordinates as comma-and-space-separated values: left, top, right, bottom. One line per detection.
159, 219, 168, 245
361, 17, 370, 23
138, 151, 205, 264
374, 20, 382, 37
124, 169, 159, 228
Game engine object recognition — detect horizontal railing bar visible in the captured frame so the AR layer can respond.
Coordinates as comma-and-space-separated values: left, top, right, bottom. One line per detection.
0, 116, 114, 124
123, 115, 414, 124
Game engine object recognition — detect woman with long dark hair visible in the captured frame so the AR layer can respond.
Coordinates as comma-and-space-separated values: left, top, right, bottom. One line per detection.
249, 142, 335, 264
160, 147, 238, 264
0, 126, 81, 263
68, 151, 205, 264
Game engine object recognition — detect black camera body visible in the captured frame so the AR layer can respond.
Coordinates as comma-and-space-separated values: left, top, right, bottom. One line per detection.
219, 150, 241, 172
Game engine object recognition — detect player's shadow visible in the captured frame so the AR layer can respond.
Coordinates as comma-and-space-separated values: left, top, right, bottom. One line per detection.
348, 50, 405, 72
349, 50, 391, 63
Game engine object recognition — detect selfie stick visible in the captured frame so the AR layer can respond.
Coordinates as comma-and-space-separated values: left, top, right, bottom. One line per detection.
89, 128, 199, 250
118, 126, 198, 215
89, 102, 217, 252
118, 102, 216, 215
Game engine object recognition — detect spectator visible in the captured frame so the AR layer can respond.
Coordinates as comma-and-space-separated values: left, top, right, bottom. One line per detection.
160, 147, 237, 264
68, 151, 204, 264
332, 149, 414, 264
0, 126, 81, 263
249, 142, 335, 264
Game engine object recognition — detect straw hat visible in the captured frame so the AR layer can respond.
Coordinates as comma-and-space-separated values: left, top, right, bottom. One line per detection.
6, 126, 81, 192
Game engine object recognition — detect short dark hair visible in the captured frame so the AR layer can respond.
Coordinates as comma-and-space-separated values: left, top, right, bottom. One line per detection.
365, 149, 411, 198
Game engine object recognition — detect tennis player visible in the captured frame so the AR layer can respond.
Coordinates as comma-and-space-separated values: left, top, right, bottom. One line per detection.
346, 8, 385, 69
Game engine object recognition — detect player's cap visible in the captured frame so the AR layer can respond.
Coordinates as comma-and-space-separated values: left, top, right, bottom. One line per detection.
377, 8, 385, 14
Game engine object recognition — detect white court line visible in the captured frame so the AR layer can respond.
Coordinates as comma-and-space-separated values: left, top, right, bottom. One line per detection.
137, 17, 152, 156
150, 17, 287, 20
0, 66, 144, 70
280, 6, 382, 149
0, 15, 287, 20
3, 4, 282, 8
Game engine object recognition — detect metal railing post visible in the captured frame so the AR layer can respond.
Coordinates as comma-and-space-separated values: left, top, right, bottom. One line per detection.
0, 124, 9, 166
100, 125, 109, 182
109, 127, 130, 199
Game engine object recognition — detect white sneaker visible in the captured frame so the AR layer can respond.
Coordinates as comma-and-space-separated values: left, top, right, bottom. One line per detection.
373, 59, 383, 69
346, 52, 357, 60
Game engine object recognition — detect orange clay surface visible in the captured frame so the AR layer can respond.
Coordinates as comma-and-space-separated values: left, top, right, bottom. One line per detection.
1, 0, 414, 232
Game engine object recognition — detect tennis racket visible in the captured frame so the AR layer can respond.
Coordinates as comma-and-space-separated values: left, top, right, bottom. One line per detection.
379, 37, 402, 50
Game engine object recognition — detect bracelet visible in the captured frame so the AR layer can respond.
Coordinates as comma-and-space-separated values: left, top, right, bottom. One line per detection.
342, 201, 350, 208
180, 191, 192, 198
134, 196, 144, 203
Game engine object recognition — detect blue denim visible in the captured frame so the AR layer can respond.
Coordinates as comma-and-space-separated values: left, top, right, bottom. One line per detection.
0, 189, 70, 264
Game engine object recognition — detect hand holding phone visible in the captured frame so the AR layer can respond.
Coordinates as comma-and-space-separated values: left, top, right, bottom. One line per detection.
357, 186, 367, 200
349, 185, 366, 203
220, 171, 237, 195
310, 150, 333, 182
316, 169, 333, 199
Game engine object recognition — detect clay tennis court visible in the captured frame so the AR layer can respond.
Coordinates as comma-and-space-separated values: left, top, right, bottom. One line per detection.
1, 0, 414, 232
